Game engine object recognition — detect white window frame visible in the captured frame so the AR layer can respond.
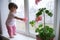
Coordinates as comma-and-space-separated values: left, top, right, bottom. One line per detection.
54, 0, 60, 40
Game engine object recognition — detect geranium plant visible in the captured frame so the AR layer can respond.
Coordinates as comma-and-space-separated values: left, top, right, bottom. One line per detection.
29, 8, 55, 40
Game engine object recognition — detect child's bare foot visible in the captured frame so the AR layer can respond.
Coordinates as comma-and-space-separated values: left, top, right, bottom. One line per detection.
14, 34, 16, 35
13, 33, 16, 35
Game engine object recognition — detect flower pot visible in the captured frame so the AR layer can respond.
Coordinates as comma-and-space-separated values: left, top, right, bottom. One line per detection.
36, 35, 54, 40
36, 35, 42, 40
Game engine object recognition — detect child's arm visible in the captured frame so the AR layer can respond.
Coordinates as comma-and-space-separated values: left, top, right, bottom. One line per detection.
13, 13, 28, 22
14, 16, 24, 21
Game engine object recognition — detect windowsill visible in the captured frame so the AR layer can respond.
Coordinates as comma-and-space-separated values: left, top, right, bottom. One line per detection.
17, 31, 36, 39
10, 33, 36, 40
1, 33, 36, 40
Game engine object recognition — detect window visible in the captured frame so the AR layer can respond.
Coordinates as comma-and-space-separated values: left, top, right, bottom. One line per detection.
11, 0, 55, 38
29, 0, 55, 35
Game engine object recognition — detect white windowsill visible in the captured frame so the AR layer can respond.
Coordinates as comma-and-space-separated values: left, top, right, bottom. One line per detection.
9, 33, 36, 40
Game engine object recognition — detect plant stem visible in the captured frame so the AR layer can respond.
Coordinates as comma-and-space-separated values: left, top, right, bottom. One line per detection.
44, 13, 46, 40
44, 13, 45, 29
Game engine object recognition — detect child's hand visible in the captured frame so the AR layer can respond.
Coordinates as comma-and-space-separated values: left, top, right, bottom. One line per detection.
23, 17, 28, 22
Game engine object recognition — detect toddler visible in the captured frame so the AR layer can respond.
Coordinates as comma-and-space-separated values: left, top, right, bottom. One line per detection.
6, 3, 27, 38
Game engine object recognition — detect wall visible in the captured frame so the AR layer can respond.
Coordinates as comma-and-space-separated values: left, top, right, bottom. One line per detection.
0, 0, 9, 37
0, 0, 2, 34
58, 0, 60, 39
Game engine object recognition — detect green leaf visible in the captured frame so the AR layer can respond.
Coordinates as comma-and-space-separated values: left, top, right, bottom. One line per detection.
35, 28, 39, 33
36, 8, 53, 18
50, 33, 55, 38
36, 8, 46, 17
38, 24, 43, 28
45, 26, 49, 30
48, 28, 54, 33
45, 10, 49, 14
29, 20, 36, 27
48, 12, 53, 17
36, 11, 42, 17
42, 8, 46, 11
39, 28, 44, 32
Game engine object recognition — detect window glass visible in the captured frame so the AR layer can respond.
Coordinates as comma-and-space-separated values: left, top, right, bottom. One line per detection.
11, 0, 25, 32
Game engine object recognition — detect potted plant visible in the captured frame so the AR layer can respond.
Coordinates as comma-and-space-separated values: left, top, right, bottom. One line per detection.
29, 8, 55, 40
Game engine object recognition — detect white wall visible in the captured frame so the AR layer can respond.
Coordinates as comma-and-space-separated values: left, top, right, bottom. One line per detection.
58, 0, 60, 40
0, 0, 2, 34
0, 0, 9, 37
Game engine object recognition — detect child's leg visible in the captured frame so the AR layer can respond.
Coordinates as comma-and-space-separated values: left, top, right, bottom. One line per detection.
12, 26, 16, 35
7, 26, 14, 38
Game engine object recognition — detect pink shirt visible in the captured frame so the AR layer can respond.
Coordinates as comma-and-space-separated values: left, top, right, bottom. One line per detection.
6, 12, 16, 26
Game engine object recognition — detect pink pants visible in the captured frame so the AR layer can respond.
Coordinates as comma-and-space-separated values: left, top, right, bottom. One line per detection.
6, 25, 16, 37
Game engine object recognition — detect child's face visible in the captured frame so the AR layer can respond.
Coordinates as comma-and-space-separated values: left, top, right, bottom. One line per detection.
10, 7, 17, 13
